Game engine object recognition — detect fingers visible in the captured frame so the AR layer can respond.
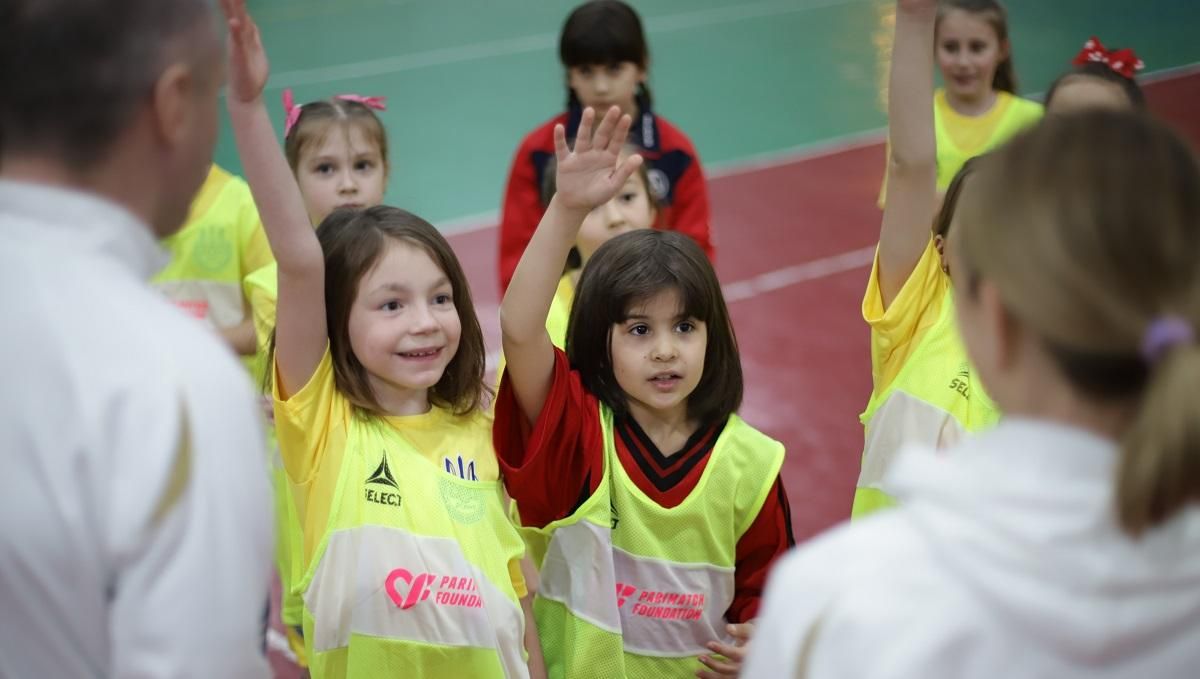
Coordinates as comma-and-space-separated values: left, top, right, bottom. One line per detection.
706, 640, 747, 661
574, 107, 596, 154
696, 652, 740, 677
610, 153, 644, 188
553, 123, 569, 162
591, 105, 623, 153
727, 622, 755, 643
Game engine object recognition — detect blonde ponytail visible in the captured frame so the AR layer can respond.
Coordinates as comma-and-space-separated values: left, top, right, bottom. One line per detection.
1119, 340, 1200, 535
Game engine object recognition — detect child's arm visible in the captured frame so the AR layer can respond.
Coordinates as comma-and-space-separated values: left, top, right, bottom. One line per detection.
221, 0, 327, 397
877, 0, 938, 309
500, 107, 642, 424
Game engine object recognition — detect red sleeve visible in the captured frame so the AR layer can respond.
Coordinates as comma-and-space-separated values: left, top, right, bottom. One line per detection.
493, 348, 605, 528
498, 122, 555, 293
726, 476, 795, 623
659, 126, 715, 260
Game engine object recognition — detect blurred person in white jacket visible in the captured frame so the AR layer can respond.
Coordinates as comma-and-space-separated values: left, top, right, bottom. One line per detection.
0, 0, 272, 676
743, 3, 1200, 677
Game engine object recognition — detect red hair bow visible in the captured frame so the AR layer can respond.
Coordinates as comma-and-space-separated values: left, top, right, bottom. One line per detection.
282, 89, 388, 137
1073, 36, 1145, 79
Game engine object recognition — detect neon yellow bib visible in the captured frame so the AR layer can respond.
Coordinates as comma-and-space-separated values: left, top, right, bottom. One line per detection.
854, 290, 1000, 516
521, 405, 783, 679
296, 413, 528, 678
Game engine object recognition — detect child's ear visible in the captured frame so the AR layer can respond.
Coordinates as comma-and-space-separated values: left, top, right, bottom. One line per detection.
998, 38, 1011, 63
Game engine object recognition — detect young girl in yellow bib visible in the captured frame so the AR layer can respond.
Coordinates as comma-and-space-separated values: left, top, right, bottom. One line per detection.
879, 0, 1041, 206
221, 2, 538, 676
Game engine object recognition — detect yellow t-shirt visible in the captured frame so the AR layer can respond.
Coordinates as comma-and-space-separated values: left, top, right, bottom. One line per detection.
933, 88, 1043, 190
274, 348, 524, 596
879, 89, 1043, 205
855, 238, 1000, 517
862, 239, 949, 395
155, 165, 273, 370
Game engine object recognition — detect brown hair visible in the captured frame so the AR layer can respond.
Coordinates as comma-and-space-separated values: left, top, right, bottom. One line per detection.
270, 206, 487, 416
933, 155, 982, 238
956, 110, 1200, 536
567, 229, 742, 425
937, 0, 1018, 93
283, 98, 390, 176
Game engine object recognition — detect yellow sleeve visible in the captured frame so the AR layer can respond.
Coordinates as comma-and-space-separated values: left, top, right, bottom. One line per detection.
862, 238, 949, 396
508, 558, 528, 599
273, 345, 343, 486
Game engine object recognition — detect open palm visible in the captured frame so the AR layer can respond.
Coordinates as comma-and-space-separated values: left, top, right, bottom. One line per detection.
553, 106, 644, 211
220, 0, 269, 104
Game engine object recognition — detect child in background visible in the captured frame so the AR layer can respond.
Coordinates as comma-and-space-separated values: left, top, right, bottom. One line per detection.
241, 89, 390, 669
1045, 37, 1146, 114
154, 163, 272, 371
855, 0, 1003, 516
497, 107, 794, 679
497, 0, 713, 293
878, 0, 1041, 205
747, 102, 1200, 679
222, 1, 537, 676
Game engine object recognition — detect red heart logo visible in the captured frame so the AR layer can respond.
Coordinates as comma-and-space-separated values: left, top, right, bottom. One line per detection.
385, 568, 435, 609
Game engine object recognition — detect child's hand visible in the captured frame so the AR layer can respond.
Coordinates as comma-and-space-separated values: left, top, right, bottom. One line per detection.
696, 622, 754, 678
552, 106, 644, 212
220, 0, 269, 104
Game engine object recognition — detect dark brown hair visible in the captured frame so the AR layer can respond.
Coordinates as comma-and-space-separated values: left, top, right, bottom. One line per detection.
566, 230, 742, 425
933, 155, 982, 238
957, 110, 1200, 536
559, 0, 653, 109
271, 206, 487, 416
284, 98, 390, 175
937, 0, 1018, 94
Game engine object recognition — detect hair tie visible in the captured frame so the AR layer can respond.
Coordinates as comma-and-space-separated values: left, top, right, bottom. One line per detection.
282, 88, 303, 137
281, 90, 388, 137
1073, 36, 1145, 80
1140, 316, 1194, 365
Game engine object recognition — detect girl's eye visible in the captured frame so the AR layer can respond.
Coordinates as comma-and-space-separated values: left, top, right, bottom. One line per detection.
677, 321, 696, 333
577, 65, 593, 77
619, 192, 637, 203
381, 300, 400, 311
629, 324, 649, 336
315, 163, 334, 174
433, 294, 452, 305
969, 41, 988, 53
607, 64, 622, 76
355, 160, 375, 171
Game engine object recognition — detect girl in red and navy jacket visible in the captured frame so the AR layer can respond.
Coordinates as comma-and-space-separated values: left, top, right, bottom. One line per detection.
497, 0, 714, 293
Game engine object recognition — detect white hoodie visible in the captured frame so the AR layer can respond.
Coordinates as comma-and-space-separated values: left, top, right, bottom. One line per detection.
744, 418, 1200, 679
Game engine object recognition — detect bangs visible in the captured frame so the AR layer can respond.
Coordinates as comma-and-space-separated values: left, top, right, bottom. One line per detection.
559, 1, 648, 68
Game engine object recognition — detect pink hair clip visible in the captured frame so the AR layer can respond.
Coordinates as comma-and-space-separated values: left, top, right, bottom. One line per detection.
282, 89, 388, 137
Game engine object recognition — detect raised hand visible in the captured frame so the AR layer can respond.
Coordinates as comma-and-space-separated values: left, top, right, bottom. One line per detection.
552, 106, 644, 212
220, 0, 269, 104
